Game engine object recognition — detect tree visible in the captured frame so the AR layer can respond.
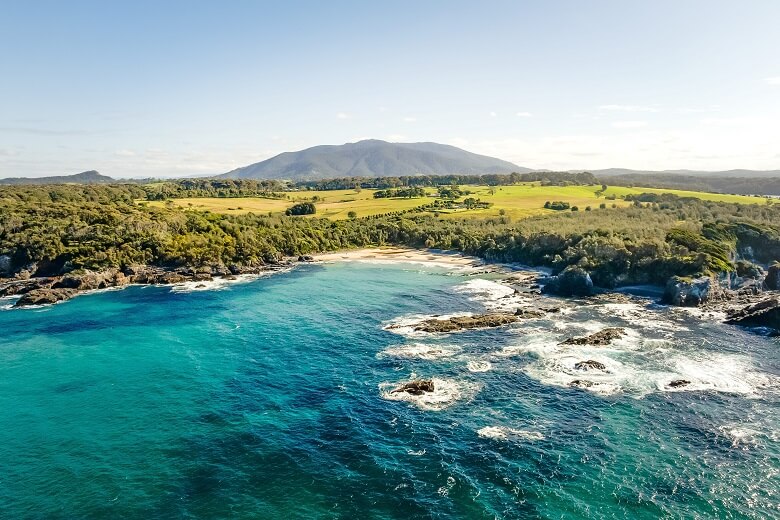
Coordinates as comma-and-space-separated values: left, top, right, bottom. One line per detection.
285, 202, 316, 216
348, 210, 357, 219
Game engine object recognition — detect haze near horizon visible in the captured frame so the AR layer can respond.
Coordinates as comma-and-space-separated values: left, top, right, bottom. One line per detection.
1, 0, 779, 178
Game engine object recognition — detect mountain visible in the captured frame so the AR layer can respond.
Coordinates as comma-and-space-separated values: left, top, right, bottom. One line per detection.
220, 140, 529, 180
0, 170, 114, 185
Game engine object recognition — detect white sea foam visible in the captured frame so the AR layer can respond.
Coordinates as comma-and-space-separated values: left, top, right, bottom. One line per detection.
466, 359, 493, 372
597, 302, 690, 333
379, 377, 480, 411
378, 343, 461, 360
477, 426, 545, 441
453, 278, 533, 312
169, 273, 268, 293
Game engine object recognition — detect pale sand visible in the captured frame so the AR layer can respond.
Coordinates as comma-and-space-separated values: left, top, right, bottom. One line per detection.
311, 247, 492, 269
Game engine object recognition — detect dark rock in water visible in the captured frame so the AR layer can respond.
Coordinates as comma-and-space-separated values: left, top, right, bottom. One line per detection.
560, 327, 625, 346
668, 379, 691, 388
412, 313, 517, 333
391, 379, 434, 395
298, 255, 314, 262
515, 308, 545, 319
542, 266, 595, 297
569, 379, 594, 388
663, 275, 728, 307
14, 288, 77, 307
541, 306, 561, 313
725, 297, 780, 332
765, 263, 780, 291
574, 360, 607, 370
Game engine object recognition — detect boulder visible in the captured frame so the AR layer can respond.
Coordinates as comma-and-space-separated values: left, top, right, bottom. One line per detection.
560, 327, 625, 346
765, 263, 780, 291
574, 360, 607, 370
298, 255, 315, 262
14, 288, 76, 307
663, 275, 729, 306
725, 297, 780, 332
668, 379, 691, 388
411, 313, 517, 333
735, 260, 764, 279
390, 380, 434, 395
542, 266, 595, 297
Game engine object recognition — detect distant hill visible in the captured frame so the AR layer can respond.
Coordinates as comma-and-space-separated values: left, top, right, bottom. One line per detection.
220, 140, 529, 180
589, 168, 780, 179
0, 170, 114, 185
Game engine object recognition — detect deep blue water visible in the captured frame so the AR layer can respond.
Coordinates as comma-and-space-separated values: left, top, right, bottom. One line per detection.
1, 261, 778, 519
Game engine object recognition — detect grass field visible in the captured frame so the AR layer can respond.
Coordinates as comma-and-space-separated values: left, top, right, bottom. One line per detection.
143, 184, 769, 220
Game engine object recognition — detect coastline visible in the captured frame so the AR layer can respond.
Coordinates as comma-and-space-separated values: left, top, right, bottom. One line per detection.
311, 247, 492, 270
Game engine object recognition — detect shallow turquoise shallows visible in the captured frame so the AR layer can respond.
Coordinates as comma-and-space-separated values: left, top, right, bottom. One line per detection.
1, 261, 779, 519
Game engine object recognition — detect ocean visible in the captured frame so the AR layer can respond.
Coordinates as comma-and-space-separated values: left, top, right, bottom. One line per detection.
1, 260, 778, 519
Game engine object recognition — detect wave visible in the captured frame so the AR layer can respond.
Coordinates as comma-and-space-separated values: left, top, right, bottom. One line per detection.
169, 273, 270, 293
477, 426, 545, 442
377, 343, 461, 360
379, 377, 480, 411
466, 359, 493, 372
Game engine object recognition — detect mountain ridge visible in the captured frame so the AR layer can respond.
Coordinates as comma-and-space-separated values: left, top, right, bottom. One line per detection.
0, 170, 115, 185
219, 139, 529, 180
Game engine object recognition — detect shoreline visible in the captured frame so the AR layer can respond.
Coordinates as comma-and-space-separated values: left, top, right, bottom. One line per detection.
310, 247, 494, 270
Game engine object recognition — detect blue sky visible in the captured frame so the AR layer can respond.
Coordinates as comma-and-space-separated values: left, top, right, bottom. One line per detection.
2, 0, 780, 177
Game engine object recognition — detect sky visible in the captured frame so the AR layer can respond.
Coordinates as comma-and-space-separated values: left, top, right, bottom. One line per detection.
1, 0, 780, 178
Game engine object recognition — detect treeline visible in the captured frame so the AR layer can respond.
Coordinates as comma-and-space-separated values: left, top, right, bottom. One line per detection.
373, 187, 427, 199
607, 173, 780, 197
2, 184, 780, 289
295, 171, 599, 190
144, 179, 288, 200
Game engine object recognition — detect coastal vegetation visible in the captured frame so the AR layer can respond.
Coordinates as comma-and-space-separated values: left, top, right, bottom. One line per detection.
2, 182, 780, 291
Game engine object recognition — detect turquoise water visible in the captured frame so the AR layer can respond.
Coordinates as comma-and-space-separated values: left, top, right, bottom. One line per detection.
1, 261, 779, 519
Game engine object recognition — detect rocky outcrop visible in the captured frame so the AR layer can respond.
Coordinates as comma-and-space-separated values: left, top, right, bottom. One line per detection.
14, 288, 77, 307
725, 297, 780, 332
0, 277, 56, 298
663, 276, 728, 306
390, 380, 434, 395
411, 313, 517, 333
53, 269, 128, 290
574, 360, 607, 370
560, 327, 625, 346
668, 379, 691, 388
514, 308, 545, 319
542, 266, 595, 297
764, 263, 780, 291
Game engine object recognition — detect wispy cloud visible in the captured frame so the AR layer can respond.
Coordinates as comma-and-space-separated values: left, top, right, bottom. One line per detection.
765, 77, 780, 85
516, 111, 532, 117
489, 111, 497, 117
113, 149, 135, 157
402, 116, 417, 122
336, 112, 350, 120
599, 104, 658, 113
612, 121, 648, 129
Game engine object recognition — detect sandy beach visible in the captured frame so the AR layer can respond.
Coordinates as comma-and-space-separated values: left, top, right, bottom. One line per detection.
311, 247, 492, 269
